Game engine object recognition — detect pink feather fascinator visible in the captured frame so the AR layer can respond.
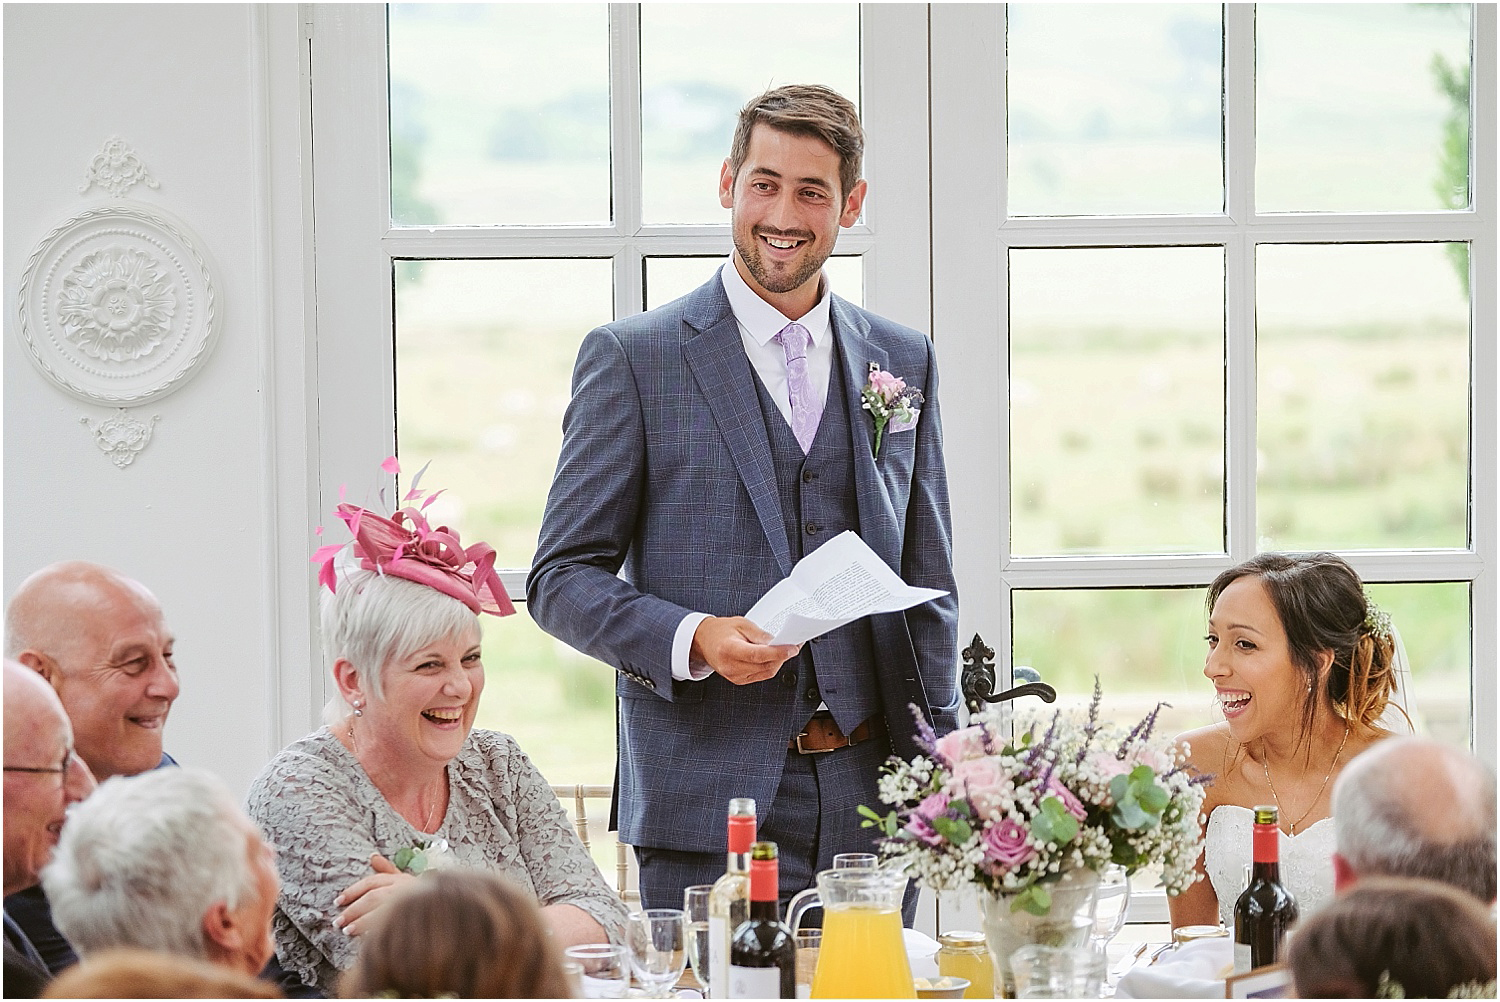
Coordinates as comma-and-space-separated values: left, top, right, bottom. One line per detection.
311, 460, 516, 618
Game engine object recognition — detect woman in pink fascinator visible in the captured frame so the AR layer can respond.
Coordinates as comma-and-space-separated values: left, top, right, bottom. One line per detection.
246, 462, 626, 993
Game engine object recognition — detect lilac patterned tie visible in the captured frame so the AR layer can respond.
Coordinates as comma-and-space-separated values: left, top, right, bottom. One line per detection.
774, 322, 819, 453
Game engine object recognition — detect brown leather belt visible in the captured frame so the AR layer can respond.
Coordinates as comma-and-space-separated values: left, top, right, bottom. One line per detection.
789, 711, 879, 754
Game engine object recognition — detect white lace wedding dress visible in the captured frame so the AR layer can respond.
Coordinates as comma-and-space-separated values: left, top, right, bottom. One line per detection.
1204, 805, 1336, 929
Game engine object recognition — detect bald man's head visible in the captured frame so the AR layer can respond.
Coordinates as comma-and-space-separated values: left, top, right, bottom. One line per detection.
6, 562, 179, 781
1332, 736, 1496, 902
4, 659, 95, 895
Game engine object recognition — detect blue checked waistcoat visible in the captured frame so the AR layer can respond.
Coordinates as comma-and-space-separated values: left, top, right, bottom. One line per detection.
527, 271, 959, 853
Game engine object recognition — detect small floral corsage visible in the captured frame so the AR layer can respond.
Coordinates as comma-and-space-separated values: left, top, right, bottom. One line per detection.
391, 838, 453, 875
861, 362, 924, 458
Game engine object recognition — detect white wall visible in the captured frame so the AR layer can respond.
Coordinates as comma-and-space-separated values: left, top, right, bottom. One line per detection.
3, 3, 317, 797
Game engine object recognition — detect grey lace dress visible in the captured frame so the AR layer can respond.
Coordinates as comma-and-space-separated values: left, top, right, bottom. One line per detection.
245, 727, 627, 990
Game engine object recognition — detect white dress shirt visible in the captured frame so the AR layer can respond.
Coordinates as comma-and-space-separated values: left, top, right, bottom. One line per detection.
669, 259, 836, 681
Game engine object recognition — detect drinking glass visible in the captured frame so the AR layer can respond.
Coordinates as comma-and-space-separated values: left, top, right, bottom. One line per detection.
627, 908, 688, 998
831, 853, 879, 870
560, 960, 584, 999
794, 928, 822, 999
1009, 945, 1107, 1000
1090, 864, 1131, 951
683, 885, 713, 990
563, 943, 629, 999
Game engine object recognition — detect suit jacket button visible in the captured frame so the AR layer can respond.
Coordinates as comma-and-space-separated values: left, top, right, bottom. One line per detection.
805, 524, 819, 535
802, 470, 816, 483
805, 687, 819, 701
781, 672, 797, 689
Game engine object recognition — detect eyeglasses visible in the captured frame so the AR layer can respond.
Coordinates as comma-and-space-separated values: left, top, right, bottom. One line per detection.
4, 750, 80, 776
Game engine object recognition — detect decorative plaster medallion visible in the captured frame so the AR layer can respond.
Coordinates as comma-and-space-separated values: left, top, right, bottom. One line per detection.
79, 137, 160, 198
17, 205, 218, 406
81, 409, 160, 468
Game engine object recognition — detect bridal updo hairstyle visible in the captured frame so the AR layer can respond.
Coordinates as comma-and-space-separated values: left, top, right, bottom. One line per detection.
1207, 552, 1400, 748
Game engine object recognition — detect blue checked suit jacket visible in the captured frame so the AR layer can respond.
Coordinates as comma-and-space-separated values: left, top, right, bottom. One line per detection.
527, 272, 959, 852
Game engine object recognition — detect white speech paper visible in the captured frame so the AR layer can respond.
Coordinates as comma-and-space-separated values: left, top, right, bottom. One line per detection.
745, 530, 948, 645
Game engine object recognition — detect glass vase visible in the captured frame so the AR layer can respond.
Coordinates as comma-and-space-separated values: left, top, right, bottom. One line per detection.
978, 868, 1100, 998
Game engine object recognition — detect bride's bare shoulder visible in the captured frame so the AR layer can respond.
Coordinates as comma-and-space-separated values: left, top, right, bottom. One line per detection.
1174, 721, 1232, 772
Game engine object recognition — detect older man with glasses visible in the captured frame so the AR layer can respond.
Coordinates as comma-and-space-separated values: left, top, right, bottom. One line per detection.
3, 660, 95, 997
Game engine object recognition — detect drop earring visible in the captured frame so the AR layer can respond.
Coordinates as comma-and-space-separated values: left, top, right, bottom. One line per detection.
353, 700, 364, 717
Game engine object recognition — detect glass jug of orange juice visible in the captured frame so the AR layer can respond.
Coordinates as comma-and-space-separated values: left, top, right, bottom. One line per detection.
786, 868, 915, 998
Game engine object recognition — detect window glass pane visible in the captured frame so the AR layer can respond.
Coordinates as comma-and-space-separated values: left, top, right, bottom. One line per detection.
1009, 247, 1225, 556
640, 5, 860, 224
475, 607, 616, 811
397, 258, 618, 857
388, 4, 610, 225
644, 256, 863, 312
1006, 4, 1223, 216
1257, 4, 1472, 213
1365, 582, 1471, 749
1256, 243, 1469, 551
394, 258, 613, 568
1011, 588, 1214, 737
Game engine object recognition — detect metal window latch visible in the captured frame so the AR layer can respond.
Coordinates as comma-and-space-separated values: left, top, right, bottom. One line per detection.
959, 633, 1057, 713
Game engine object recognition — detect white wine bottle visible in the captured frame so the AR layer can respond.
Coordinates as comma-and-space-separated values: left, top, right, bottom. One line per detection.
707, 797, 756, 999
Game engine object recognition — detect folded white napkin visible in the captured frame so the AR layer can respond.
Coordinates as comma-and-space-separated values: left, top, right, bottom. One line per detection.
1113, 938, 1234, 999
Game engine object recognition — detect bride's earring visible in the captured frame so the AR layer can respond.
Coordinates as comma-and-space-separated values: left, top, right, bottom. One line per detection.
353, 699, 364, 717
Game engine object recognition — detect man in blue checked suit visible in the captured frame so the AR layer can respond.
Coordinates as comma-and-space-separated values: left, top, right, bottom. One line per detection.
528, 85, 958, 914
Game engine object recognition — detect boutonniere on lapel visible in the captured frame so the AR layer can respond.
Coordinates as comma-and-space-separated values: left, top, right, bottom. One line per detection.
860, 362, 924, 459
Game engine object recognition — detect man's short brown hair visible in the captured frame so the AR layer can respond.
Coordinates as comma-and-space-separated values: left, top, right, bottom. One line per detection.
728, 84, 864, 199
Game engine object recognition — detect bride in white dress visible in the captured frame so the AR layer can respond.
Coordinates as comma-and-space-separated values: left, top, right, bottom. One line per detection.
1169, 552, 1405, 930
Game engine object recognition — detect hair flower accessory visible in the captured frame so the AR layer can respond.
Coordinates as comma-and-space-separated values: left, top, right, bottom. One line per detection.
310, 458, 516, 617
1363, 597, 1394, 643
861, 362, 923, 458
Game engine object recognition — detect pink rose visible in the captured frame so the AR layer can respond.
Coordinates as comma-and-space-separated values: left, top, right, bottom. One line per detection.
868, 369, 906, 404
1047, 777, 1088, 821
981, 819, 1035, 869
934, 725, 988, 764
903, 792, 951, 846
1087, 750, 1133, 785
951, 758, 1008, 821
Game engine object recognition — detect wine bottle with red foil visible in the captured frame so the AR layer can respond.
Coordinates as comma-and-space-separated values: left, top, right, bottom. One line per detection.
728, 841, 796, 999
1232, 805, 1300, 973
707, 798, 756, 998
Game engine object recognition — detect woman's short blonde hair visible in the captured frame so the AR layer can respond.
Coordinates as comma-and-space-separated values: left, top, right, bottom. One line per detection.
319, 565, 478, 723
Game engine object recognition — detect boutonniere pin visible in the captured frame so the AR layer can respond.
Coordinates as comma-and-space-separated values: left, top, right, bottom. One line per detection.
391, 838, 453, 875
861, 362, 924, 458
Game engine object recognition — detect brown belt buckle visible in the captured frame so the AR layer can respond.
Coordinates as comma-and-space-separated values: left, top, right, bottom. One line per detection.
794, 730, 839, 755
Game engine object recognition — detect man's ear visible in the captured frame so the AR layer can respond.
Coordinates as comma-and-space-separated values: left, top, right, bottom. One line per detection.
839, 179, 868, 228
1331, 851, 1357, 892
16, 650, 57, 686
201, 899, 243, 963
719, 158, 736, 210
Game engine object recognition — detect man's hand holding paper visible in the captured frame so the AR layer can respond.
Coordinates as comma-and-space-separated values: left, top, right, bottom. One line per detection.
745, 530, 949, 646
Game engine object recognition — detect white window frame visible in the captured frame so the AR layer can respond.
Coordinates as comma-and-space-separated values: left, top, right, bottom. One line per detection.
307, 4, 934, 609
932, 3, 1496, 922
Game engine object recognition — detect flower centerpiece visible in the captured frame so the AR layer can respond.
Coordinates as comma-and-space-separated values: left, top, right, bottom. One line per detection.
860, 681, 1209, 994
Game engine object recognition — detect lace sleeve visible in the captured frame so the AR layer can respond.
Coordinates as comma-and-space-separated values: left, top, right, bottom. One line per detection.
245, 737, 376, 989
478, 732, 630, 946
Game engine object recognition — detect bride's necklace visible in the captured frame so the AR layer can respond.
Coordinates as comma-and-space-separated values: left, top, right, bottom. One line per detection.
1260, 722, 1350, 835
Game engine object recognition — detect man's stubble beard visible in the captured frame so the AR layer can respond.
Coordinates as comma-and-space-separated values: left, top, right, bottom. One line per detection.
732, 227, 830, 296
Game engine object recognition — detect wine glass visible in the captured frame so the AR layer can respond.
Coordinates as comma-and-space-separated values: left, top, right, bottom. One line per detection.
683, 885, 713, 990
1090, 864, 1132, 951
627, 908, 687, 998
563, 943, 629, 999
